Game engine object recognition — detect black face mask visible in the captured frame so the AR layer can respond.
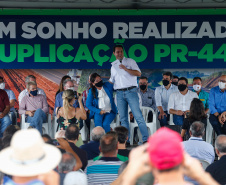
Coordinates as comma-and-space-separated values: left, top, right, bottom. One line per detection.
162, 80, 170, 86
95, 80, 103, 87
172, 82, 178, 86
178, 84, 187, 91
140, 85, 147, 91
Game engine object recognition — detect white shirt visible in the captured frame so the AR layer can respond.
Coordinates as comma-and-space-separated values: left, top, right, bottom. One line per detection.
168, 90, 198, 112
109, 57, 141, 90
155, 84, 178, 111
98, 87, 111, 113
18, 87, 46, 105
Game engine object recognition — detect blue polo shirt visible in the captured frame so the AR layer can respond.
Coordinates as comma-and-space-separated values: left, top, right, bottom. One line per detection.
193, 89, 209, 110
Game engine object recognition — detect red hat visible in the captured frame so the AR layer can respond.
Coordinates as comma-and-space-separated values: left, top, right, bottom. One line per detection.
148, 127, 184, 170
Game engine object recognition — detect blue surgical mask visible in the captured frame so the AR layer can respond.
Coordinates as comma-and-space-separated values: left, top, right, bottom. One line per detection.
30, 90, 38, 96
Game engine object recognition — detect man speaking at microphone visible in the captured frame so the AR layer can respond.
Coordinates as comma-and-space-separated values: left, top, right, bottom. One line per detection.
109, 45, 148, 145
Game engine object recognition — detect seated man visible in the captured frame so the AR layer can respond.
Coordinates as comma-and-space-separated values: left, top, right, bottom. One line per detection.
209, 75, 226, 135
138, 76, 156, 122
206, 135, 226, 185
168, 77, 198, 125
192, 77, 209, 114
80, 126, 105, 160
85, 132, 123, 184
172, 75, 179, 86
19, 81, 48, 134
55, 79, 79, 113
0, 89, 11, 137
114, 126, 130, 157
18, 75, 46, 105
183, 121, 215, 164
155, 71, 178, 126
0, 76, 17, 125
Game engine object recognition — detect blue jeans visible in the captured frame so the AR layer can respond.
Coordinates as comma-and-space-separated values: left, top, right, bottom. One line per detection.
10, 111, 17, 125
94, 111, 116, 133
158, 111, 169, 127
0, 114, 12, 137
209, 114, 226, 135
26, 109, 47, 134
173, 115, 184, 126
116, 88, 149, 142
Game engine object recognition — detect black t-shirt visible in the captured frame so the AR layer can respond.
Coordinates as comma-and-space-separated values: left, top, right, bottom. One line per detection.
182, 117, 207, 130
206, 155, 226, 185
118, 149, 130, 157
68, 142, 88, 171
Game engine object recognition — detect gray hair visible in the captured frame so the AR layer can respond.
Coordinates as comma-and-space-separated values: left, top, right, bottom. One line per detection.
25, 75, 36, 83
190, 121, 205, 137
58, 153, 76, 173
26, 81, 37, 89
215, 135, 226, 153
91, 126, 105, 141
63, 79, 74, 88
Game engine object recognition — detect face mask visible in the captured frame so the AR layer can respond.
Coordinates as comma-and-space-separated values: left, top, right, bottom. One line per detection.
95, 80, 104, 87
140, 85, 147, 91
172, 82, 178, 86
162, 80, 170, 86
178, 84, 187, 92
67, 87, 75, 91
0, 83, 5, 89
30, 90, 38, 96
219, 82, 226, 89
193, 85, 201, 91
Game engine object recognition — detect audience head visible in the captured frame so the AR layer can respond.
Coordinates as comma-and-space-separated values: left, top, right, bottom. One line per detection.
58, 153, 76, 173
148, 127, 183, 173
3, 125, 20, 138
25, 75, 36, 85
26, 81, 38, 97
172, 75, 179, 86
0, 76, 5, 90
100, 131, 118, 157
162, 71, 173, 87
114, 126, 128, 144
178, 77, 188, 92
193, 77, 202, 92
63, 79, 75, 91
189, 121, 205, 138
63, 171, 88, 185
215, 135, 226, 158
42, 134, 54, 145
2, 135, 13, 149
189, 98, 206, 122
59, 75, 71, 92
139, 76, 148, 91
0, 129, 61, 177
91, 126, 105, 141
218, 75, 226, 90
113, 45, 124, 60
65, 124, 79, 141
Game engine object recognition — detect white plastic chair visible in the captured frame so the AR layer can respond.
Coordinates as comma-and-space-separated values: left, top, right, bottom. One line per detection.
21, 114, 51, 135
169, 114, 175, 125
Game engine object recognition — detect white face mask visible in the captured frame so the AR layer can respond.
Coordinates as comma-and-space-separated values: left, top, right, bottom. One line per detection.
219, 82, 226, 89
0, 83, 5, 89
193, 85, 201, 92
67, 87, 74, 91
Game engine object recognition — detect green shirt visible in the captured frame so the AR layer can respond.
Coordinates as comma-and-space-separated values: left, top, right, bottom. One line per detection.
93, 154, 128, 162
193, 89, 209, 109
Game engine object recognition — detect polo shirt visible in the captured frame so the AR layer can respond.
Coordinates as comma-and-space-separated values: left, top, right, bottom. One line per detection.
0, 89, 9, 112
193, 89, 209, 110
85, 157, 123, 185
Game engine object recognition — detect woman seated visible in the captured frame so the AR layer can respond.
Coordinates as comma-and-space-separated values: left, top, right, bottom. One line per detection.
181, 98, 207, 140
86, 73, 117, 132
55, 75, 71, 97
56, 89, 86, 130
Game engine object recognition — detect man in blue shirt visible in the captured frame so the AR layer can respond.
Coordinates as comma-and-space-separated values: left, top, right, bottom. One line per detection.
0, 76, 17, 125
209, 75, 226, 135
55, 79, 79, 113
192, 77, 209, 114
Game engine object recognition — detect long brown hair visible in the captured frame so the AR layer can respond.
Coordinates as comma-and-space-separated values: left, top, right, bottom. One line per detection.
59, 75, 71, 92
90, 73, 101, 99
188, 98, 207, 123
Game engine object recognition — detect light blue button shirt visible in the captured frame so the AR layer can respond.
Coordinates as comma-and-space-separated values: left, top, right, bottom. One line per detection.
183, 137, 215, 164
155, 84, 178, 111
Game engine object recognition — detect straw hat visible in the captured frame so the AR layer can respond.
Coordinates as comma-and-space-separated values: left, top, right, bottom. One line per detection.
0, 129, 62, 176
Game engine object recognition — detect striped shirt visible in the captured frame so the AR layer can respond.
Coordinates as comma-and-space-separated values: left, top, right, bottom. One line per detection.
85, 157, 123, 185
